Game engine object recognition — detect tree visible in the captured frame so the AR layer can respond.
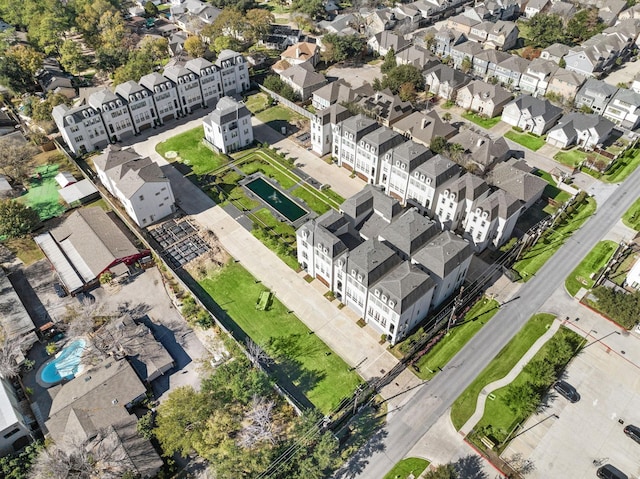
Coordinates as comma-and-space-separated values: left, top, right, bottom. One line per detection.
424, 31, 435, 51
137, 411, 156, 440
503, 383, 540, 416
442, 112, 452, 122
28, 13, 68, 55
527, 13, 566, 48
0, 199, 40, 238
263, 75, 296, 101
321, 33, 365, 63
144, 1, 159, 17
398, 82, 417, 102
460, 56, 472, 73
245, 9, 274, 43
429, 136, 447, 154
246, 338, 273, 365
381, 64, 424, 94
5, 45, 43, 76
184, 35, 206, 58
290, 0, 324, 19
381, 48, 397, 74
239, 395, 278, 448
59, 40, 88, 74
423, 463, 459, 479
210, 35, 243, 54
521, 46, 541, 60
0, 138, 38, 182
0, 332, 31, 379
205, 8, 246, 40
524, 359, 556, 387
0, 55, 34, 93
566, 8, 604, 44
559, 58, 566, 68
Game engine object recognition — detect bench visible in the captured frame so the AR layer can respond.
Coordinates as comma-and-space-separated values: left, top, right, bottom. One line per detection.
256, 291, 272, 311
481, 436, 495, 450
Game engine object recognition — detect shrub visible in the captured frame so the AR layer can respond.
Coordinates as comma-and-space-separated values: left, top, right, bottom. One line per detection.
46, 342, 58, 355
591, 286, 640, 329
99, 271, 113, 284
513, 126, 524, 132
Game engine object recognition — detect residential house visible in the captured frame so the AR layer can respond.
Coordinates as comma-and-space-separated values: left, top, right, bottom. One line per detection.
380, 140, 434, 203
203, 97, 253, 154
262, 25, 302, 50
485, 20, 519, 50
424, 64, 470, 100
138, 72, 180, 124
393, 3, 423, 30
632, 74, 640, 94
312, 103, 352, 156
318, 14, 360, 36
333, 114, 382, 173
488, 158, 547, 210
472, 49, 511, 78
468, 20, 494, 43
368, 31, 411, 56
603, 88, 640, 129
357, 89, 413, 126
392, 110, 458, 148
463, 188, 521, 250
396, 44, 439, 69
540, 43, 570, 64
312, 80, 356, 111
501, 95, 563, 134
574, 78, 619, 113
547, 68, 586, 103
462, 5, 493, 22
484, 0, 521, 20
35, 207, 145, 294
163, 64, 203, 115
524, 0, 550, 18
546, 112, 616, 149
170, 0, 221, 35
434, 29, 467, 57
94, 146, 176, 227
449, 129, 512, 173
0, 268, 36, 340
625, 256, 640, 288
404, 154, 462, 214
168, 31, 188, 56
598, 0, 627, 26
115, 81, 158, 133
519, 58, 559, 96
411, 230, 472, 307
619, 3, 640, 20
0, 378, 33, 455
602, 20, 640, 50
436, 172, 490, 230
215, 49, 250, 96
494, 55, 531, 89
52, 104, 110, 155
280, 42, 320, 67
185, 57, 223, 107
547, 1, 576, 22
450, 41, 484, 70
37, 58, 76, 99
279, 63, 327, 100
456, 80, 513, 117
352, 127, 406, 184
446, 13, 480, 35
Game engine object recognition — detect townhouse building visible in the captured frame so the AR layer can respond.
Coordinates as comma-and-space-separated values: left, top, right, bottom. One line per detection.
603, 89, 640, 130
463, 188, 520, 251
139, 72, 181, 124
311, 103, 352, 156
380, 140, 433, 204
574, 78, 619, 114
163, 65, 203, 115
202, 97, 253, 154
88, 89, 136, 143
215, 49, 250, 96
114, 81, 158, 133
519, 58, 559, 97
52, 104, 110, 155
185, 57, 223, 107
333, 115, 382, 174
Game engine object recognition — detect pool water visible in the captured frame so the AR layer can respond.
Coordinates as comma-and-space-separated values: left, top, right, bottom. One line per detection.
245, 177, 307, 222
39, 339, 86, 384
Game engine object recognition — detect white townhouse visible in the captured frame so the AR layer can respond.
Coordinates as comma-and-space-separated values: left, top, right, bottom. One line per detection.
405, 154, 462, 215
202, 97, 253, 154
311, 104, 352, 156
185, 57, 223, 107
115, 81, 158, 133
52, 104, 110, 155
139, 72, 181, 124
333, 115, 381, 175
0, 377, 33, 456
215, 49, 250, 96
435, 173, 490, 231
88, 88, 135, 143
603, 89, 640, 130
163, 64, 203, 115
381, 140, 433, 204
354, 127, 406, 184
93, 145, 176, 227
463, 188, 521, 251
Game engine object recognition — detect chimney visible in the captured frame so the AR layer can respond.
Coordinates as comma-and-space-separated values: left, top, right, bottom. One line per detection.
421, 118, 430, 129
296, 47, 301, 58
476, 138, 484, 147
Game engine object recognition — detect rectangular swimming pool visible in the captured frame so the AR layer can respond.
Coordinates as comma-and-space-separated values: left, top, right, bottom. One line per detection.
245, 177, 307, 222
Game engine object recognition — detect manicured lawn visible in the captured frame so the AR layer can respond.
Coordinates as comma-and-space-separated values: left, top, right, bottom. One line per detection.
413, 298, 500, 380
3, 237, 44, 265
565, 240, 617, 297
323, 188, 345, 205
513, 198, 596, 280
18, 165, 66, 220
291, 186, 332, 215
504, 130, 546, 151
462, 112, 501, 129
213, 169, 260, 211
554, 149, 586, 168
238, 158, 298, 189
199, 262, 362, 413
622, 196, 640, 230
533, 169, 557, 187
255, 105, 308, 133
156, 126, 228, 175
383, 458, 430, 479
602, 148, 640, 183
450, 313, 555, 430
474, 326, 581, 445
245, 93, 270, 114
250, 208, 297, 240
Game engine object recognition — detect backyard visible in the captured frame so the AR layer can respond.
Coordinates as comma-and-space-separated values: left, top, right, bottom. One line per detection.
17, 164, 67, 220
565, 240, 617, 297
462, 111, 501, 130
255, 105, 309, 135
504, 130, 546, 151
450, 313, 556, 431
513, 196, 596, 280
3, 237, 44, 265
554, 146, 640, 183
412, 297, 500, 380
198, 261, 362, 413
156, 126, 229, 176
245, 92, 270, 114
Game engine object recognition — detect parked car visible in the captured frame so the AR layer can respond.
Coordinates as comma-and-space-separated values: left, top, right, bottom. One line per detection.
623, 424, 640, 444
553, 380, 580, 402
596, 464, 628, 479
53, 282, 67, 298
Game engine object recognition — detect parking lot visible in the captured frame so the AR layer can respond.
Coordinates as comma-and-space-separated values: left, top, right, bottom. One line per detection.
503, 330, 640, 479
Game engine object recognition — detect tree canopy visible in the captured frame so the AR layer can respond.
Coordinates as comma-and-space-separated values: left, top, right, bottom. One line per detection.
0, 200, 40, 238
290, 0, 324, 19
378, 64, 424, 94
321, 33, 366, 63
526, 14, 566, 48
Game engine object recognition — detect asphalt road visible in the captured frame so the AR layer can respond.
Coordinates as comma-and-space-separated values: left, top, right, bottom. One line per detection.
338, 164, 640, 477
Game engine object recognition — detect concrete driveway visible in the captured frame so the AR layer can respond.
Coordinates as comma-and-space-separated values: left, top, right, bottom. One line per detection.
325, 63, 383, 89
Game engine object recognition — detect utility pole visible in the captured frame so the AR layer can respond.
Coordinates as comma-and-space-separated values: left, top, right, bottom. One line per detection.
446, 286, 464, 334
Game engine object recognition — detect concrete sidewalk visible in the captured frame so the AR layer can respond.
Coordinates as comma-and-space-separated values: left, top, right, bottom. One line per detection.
459, 320, 561, 436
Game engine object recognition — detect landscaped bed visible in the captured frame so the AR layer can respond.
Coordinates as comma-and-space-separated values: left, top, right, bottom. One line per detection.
198, 261, 362, 413
450, 313, 555, 431
504, 130, 546, 151
156, 126, 228, 175
565, 240, 617, 297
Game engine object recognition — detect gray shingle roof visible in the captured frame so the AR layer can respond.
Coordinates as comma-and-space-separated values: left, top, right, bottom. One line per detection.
475, 188, 521, 220
451, 172, 490, 202
374, 261, 435, 314
94, 145, 141, 174
280, 63, 326, 89
415, 154, 462, 185
390, 140, 433, 171
488, 159, 547, 204
207, 96, 251, 124
549, 112, 615, 138
412, 230, 472, 278
510, 95, 563, 121
379, 209, 439, 255
313, 80, 355, 105
392, 110, 458, 146
347, 238, 402, 286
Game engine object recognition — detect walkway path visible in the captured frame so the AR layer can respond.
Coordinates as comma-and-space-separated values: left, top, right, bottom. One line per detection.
459, 319, 561, 436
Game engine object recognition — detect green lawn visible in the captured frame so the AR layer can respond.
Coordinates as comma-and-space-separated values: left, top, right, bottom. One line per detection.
199, 262, 362, 413
156, 126, 229, 175
18, 165, 66, 220
513, 198, 596, 280
504, 130, 546, 151
250, 208, 297, 240
413, 298, 500, 380
291, 186, 332, 215
450, 313, 556, 431
3, 237, 44, 265
602, 148, 640, 183
622, 196, 640, 231
238, 158, 298, 189
383, 458, 430, 479
255, 105, 308, 133
554, 149, 587, 168
474, 326, 581, 445
565, 240, 617, 297
245, 93, 270, 114
462, 112, 502, 129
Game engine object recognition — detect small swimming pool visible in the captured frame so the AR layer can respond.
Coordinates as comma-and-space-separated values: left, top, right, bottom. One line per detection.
245, 177, 307, 222
39, 339, 86, 385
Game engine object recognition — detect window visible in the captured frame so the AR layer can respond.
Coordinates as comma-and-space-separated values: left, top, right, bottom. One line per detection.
3, 428, 20, 439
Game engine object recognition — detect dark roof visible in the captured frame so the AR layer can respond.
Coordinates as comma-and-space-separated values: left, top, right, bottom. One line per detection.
424, 64, 471, 88
509, 95, 563, 121
412, 231, 472, 279
374, 261, 435, 314
415, 154, 462, 185
389, 140, 433, 171
379, 209, 439, 255
488, 159, 547, 204
347, 239, 402, 286
475, 188, 521, 219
